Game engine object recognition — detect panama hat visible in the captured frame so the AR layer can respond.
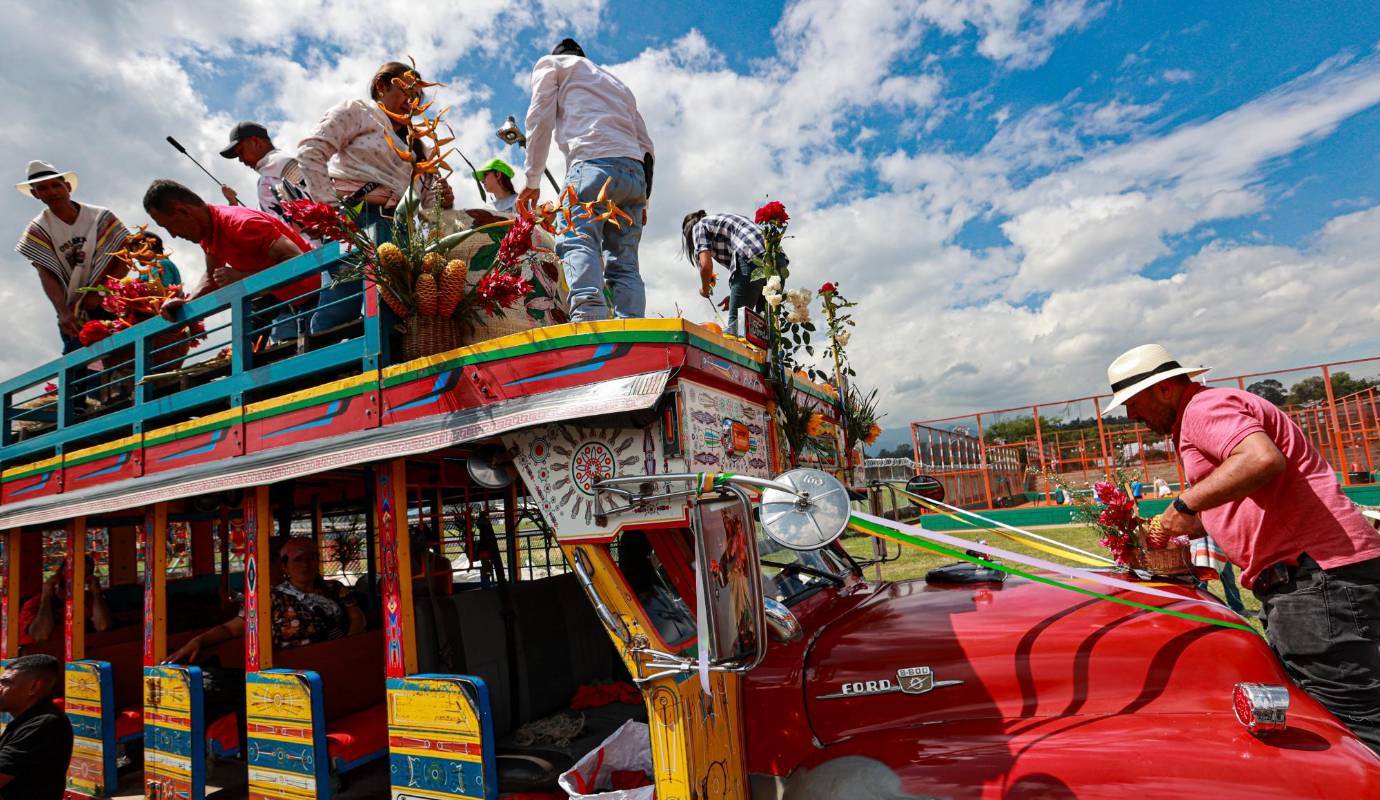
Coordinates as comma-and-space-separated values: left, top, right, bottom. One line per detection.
16, 160, 78, 197
1101, 344, 1209, 416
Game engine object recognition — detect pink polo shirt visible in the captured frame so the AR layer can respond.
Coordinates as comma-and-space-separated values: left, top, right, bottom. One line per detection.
1173, 384, 1380, 588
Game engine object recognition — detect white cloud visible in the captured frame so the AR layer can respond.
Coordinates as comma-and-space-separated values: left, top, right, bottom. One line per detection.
0, 0, 1376, 448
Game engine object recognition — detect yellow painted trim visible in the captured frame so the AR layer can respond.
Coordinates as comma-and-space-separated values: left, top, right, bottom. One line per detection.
64, 433, 143, 465
380, 318, 692, 379
147, 406, 243, 440
243, 371, 376, 416
683, 320, 767, 363
2, 454, 62, 480
145, 504, 168, 664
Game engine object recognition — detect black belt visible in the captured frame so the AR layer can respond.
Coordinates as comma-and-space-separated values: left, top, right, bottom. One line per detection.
1253, 554, 1318, 597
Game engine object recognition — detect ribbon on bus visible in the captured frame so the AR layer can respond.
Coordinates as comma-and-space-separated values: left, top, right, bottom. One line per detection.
848, 511, 1258, 634
886, 484, 1113, 568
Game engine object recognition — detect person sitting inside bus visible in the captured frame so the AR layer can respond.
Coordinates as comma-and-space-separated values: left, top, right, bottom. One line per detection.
166, 537, 365, 663
19, 556, 111, 645
411, 524, 454, 596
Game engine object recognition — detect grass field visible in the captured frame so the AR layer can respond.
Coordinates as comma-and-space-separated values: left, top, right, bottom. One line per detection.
838, 518, 1263, 629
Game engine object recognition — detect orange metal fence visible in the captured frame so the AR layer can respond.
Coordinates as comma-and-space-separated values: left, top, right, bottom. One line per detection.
909, 356, 1380, 511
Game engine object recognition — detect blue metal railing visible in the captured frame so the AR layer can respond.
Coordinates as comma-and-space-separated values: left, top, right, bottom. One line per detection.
0, 241, 385, 466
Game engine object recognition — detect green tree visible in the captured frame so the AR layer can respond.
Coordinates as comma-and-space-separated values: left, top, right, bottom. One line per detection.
983, 415, 1063, 444
1285, 372, 1376, 407
1246, 379, 1287, 406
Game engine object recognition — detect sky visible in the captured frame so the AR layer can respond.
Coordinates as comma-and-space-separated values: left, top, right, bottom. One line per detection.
2, 0, 1379, 451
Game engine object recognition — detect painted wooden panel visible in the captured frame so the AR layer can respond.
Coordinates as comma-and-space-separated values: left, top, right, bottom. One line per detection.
246, 669, 329, 800
386, 675, 496, 800
144, 665, 206, 800
375, 460, 416, 679
679, 380, 772, 478
65, 659, 116, 797
506, 422, 688, 541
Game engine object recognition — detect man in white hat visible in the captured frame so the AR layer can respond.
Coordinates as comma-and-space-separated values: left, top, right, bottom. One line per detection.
13, 161, 129, 352
1104, 343, 1380, 753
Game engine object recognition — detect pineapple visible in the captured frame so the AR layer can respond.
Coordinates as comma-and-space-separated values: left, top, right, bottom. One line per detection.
422, 252, 446, 277
415, 273, 439, 316
437, 259, 466, 317
376, 242, 408, 280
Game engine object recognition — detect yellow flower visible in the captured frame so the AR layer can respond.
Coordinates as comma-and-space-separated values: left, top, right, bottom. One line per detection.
864, 423, 881, 445
805, 412, 825, 437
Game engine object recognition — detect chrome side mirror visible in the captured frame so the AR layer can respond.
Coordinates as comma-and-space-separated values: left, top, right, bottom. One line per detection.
760, 468, 851, 551
764, 596, 802, 643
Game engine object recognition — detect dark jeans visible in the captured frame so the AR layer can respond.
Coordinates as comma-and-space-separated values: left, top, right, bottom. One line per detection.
1256, 554, 1380, 754
726, 268, 765, 336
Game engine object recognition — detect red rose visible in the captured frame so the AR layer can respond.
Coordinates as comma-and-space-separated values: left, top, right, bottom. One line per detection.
754, 201, 789, 225
819, 282, 837, 295
78, 319, 125, 346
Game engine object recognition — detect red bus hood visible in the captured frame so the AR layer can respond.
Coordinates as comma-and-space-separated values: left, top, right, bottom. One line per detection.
803, 575, 1353, 745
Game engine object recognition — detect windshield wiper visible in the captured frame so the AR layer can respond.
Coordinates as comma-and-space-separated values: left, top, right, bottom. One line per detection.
761, 559, 844, 586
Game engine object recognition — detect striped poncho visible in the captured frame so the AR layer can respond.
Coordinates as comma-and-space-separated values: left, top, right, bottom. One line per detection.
14, 204, 129, 305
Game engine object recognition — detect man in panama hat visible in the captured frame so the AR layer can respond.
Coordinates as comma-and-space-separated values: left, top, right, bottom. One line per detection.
13, 160, 130, 352
1104, 343, 1380, 753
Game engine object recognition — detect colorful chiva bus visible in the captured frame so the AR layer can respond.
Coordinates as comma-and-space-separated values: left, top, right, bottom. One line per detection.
0, 241, 1377, 799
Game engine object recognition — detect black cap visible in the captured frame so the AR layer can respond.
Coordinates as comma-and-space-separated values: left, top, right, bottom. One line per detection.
219, 121, 271, 158
552, 38, 585, 58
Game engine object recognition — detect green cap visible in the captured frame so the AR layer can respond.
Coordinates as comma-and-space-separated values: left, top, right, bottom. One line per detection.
473, 158, 515, 180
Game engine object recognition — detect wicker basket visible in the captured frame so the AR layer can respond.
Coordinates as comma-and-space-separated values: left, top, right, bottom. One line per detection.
1128, 544, 1194, 577
402, 316, 463, 361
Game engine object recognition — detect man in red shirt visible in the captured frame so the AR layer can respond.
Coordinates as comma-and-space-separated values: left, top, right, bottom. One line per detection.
1105, 344, 1380, 753
18, 556, 111, 646
141, 179, 320, 341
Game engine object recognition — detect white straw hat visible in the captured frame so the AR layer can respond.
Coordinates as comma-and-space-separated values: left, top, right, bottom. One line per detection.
1101, 344, 1208, 416
16, 160, 78, 197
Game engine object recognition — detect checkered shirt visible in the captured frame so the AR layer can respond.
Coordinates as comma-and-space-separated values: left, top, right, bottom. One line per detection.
693, 213, 765, 271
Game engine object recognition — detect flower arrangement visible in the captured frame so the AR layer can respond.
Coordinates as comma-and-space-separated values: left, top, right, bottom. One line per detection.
1048, 471, 1191, 572
281, 61, 624, 350
76, 229, 205, 349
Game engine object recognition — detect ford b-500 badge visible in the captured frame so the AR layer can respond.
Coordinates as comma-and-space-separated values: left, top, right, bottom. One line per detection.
816, 666, 962, 700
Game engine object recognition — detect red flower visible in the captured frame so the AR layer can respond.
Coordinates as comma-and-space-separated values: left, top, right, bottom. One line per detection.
474, 270, 532, 316
78, 319, 128, 347
819, 281, 837, 295
281, 199, 357, 244
42, 382, 57, 395
496, 214, 536, 267
755, 200, 789, 225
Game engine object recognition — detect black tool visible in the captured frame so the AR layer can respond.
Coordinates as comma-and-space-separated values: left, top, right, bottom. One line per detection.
165, 136, 242, 205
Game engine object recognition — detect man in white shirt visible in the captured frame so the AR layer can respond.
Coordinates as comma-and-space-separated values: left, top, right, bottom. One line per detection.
218, 122, 306, 226
518, 39, 654, 322
13, 161, 129, 352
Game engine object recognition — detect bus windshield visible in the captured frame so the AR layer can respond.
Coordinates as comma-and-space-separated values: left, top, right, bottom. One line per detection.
756, 526, 853, 605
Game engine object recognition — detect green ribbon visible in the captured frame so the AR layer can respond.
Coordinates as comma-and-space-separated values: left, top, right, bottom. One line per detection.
847, 514, 1260, 635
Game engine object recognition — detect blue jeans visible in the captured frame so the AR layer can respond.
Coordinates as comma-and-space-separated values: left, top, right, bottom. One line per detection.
557, 157, 647, 321
311, 203, 384, 334
1218, 559, 1246, 614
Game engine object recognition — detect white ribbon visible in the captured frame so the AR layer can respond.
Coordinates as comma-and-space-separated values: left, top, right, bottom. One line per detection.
853, 510, 1226, 610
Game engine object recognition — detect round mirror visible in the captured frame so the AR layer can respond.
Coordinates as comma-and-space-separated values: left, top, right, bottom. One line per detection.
467, 448, 513, 489
905, 474, 946, 504
760, 468, 851, 551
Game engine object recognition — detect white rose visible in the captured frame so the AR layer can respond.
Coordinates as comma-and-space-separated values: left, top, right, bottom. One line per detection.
766, 275, 782, 292
835, 330, 851, 346
787, 307, 811, 324
764, 290, 784, 308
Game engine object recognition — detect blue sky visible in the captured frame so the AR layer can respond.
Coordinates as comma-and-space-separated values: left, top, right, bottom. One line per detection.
3, 1, 1379, 453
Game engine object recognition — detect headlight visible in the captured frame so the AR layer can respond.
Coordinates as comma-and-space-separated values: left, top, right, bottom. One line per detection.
1233, 682, 1289, 736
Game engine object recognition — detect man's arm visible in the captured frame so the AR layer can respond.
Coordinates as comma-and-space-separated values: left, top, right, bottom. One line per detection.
88, 573, 112, 632
264, 235, 304, 266
698, 251, 716, 298
27, 579, 58, 643
35, 268, 78, 336
522, 58, 561, 193
165, 616, 244, 664
1160, 431, 1286, 537
160, 255, 219, 319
